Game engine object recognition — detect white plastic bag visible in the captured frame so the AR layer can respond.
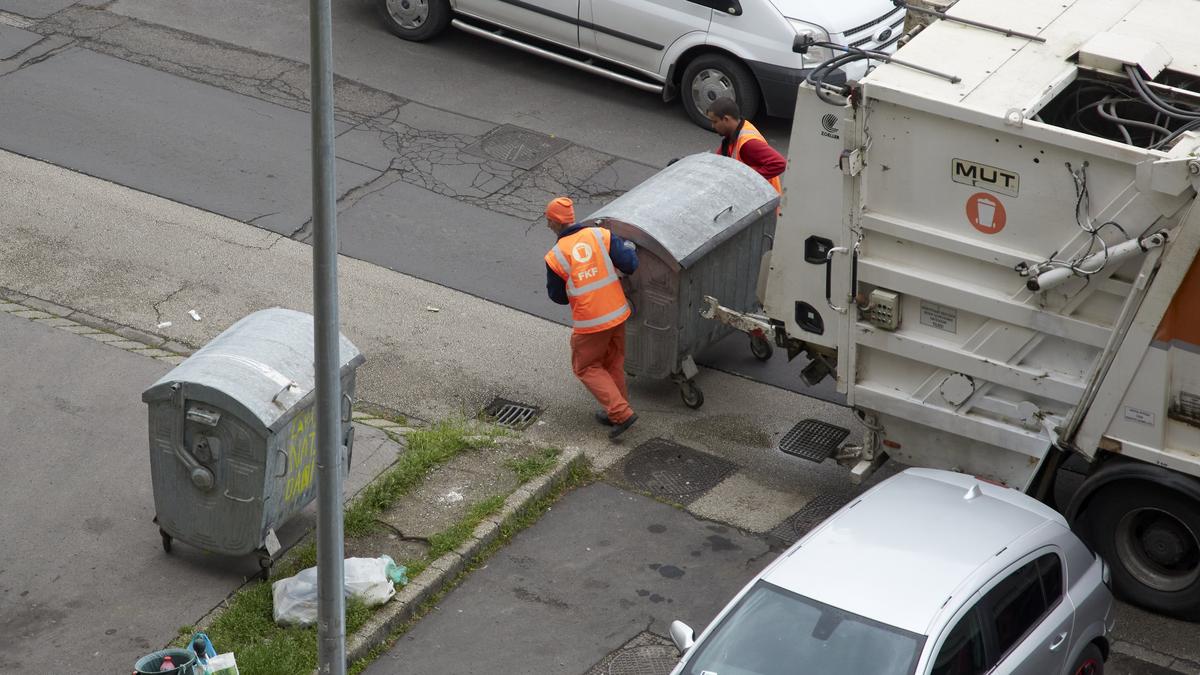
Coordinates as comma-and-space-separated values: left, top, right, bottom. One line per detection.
272, 556, 398, 626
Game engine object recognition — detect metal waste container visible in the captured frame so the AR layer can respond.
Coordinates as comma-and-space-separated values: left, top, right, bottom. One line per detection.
586, 153, 779, 408
142, 308, 365, 578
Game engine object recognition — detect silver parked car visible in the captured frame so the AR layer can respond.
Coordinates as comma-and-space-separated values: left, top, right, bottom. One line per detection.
373, 0, 901, 128
669, 468, 1115, 675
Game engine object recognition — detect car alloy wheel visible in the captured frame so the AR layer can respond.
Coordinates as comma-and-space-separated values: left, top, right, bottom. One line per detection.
386, 0, 429, 29
690, 68, 735, 115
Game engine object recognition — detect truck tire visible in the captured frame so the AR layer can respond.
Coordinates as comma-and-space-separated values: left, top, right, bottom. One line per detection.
376, 0, 451, 42
680, 54, 760, 129
1078, 481, 1200, 620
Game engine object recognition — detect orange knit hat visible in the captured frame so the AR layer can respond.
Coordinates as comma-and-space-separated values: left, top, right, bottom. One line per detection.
545, 197, 576, 225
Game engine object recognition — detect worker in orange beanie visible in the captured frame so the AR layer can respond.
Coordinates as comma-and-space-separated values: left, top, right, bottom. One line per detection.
543, 197, 640, 439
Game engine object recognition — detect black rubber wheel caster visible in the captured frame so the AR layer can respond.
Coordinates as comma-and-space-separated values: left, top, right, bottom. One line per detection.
750, 333, 773, 361
257, 552, 273, 582
680, 380, 705, 409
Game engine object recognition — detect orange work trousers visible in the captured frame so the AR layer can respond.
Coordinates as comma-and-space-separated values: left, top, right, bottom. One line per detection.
570, 322, 633, 424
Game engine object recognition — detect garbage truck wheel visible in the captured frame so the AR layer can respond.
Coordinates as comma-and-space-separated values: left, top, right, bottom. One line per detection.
750, 333, 773, 361
680, 381, 704, 409
159, 529, 172, 554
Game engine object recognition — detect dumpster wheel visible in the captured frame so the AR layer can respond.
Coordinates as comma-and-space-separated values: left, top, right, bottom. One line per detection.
257, 551, 274, 582
750, 333, 773, 361
680, 380, 705, 409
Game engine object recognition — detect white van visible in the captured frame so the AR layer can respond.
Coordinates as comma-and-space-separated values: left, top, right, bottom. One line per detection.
374, 0, 903, 127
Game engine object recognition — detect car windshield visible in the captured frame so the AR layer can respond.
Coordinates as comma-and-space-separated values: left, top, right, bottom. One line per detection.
679, 581, 924, 675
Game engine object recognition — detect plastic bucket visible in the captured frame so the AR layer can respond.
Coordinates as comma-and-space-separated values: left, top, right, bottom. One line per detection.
133, 647, 197, 674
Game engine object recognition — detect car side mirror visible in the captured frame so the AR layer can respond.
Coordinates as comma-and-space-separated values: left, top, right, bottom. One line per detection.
670, 620, 695, 652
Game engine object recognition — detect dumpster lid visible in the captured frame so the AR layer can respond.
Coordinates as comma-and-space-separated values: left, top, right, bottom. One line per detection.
586, 153, 779, 271
142, 308, 365, 433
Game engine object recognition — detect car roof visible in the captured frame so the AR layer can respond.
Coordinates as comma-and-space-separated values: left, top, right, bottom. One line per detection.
763, 468, 1063, 634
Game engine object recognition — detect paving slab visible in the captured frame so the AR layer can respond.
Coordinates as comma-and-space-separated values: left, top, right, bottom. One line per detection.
0, 311, 229, 673
362, 482, 772, 675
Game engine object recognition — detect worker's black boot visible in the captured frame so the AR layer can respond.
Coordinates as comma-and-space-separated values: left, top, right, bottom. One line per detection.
595, 411, 614, 426
608, 413, 638, 439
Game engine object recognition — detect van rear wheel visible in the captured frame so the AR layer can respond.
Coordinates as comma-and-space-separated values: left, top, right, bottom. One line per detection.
376, 0, 451, 41
1078, 481, 1200, 620
680, 54, 760, 129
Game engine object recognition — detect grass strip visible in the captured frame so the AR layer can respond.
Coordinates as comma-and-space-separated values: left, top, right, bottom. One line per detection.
176, 542, 371, 675
344, 420, 498, 537
505, 447, 561, 484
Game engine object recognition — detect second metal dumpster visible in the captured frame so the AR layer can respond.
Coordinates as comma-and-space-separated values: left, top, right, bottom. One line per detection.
586, 152, 779, 408
141, 308, 365, 578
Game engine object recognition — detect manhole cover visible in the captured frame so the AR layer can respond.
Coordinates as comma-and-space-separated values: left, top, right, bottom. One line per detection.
620, 438, 737, 505
767, 493, 856, 547
480, 397, 540, 430
779, 419, 850, 462
462, 124, 569, 170
585, 632, 677, 675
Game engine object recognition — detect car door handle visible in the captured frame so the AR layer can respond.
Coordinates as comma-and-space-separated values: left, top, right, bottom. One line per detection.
1049, 632, 1068, 651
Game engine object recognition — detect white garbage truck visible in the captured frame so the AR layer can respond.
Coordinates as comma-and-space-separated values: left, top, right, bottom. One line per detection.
706, 0, 1200, 618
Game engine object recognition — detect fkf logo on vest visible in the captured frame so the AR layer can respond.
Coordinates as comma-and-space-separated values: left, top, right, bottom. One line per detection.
572, 241, 599, 282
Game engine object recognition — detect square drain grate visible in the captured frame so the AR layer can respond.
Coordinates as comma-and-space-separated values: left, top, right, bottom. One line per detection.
779, 419, 850, 462
480, 397, 540, 430
767, 493, 857, 547
618, 438, 737, 505
462, 124, 570, 170
585, 631, 677, 675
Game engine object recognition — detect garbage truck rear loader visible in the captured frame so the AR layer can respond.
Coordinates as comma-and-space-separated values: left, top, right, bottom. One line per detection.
711, 0, 1200, 618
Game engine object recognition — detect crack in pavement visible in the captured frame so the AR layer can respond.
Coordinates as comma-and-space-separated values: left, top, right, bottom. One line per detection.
0, 38, 75, 77
25, 6, 656, 235
151, 283, 189, 326
1, 34, 49, 62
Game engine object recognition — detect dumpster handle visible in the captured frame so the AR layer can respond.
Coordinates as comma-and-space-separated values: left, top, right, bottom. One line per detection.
342, 393, 353, 423
713, 204, 734, 222
275, 449, 289, 478
223, 489, 256, 503
170, 384, 216, 490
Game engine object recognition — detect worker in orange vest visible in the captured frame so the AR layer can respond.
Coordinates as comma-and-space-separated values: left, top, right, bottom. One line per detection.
706, 97, 785, 195
544, 197, 640, 439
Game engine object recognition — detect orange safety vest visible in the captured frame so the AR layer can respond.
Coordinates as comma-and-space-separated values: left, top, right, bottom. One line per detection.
726, 120, 783, 195
544, 227, 631, 334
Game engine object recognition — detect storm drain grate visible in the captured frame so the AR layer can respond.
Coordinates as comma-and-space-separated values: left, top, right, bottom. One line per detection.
462, 124, 570, 170
779, 419, 850, 462
480, 397, 540, 430
767, 493, 857, 547
619, 438, 737, 505
585, 631, 677, 675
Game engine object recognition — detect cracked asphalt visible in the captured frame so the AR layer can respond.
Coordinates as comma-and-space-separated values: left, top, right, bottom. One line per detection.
0, 0, 832, 399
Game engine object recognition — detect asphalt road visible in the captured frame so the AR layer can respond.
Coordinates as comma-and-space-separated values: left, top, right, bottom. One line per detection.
0, 0, 836, 402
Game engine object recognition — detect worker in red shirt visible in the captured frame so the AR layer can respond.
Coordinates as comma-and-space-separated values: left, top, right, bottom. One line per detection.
706, 97, 785, 195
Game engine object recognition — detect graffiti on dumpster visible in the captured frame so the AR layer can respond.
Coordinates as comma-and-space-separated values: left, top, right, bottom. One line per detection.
283, 409, 317, 504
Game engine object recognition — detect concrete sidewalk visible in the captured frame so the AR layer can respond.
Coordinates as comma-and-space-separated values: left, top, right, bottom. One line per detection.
0, 307, 404, 672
